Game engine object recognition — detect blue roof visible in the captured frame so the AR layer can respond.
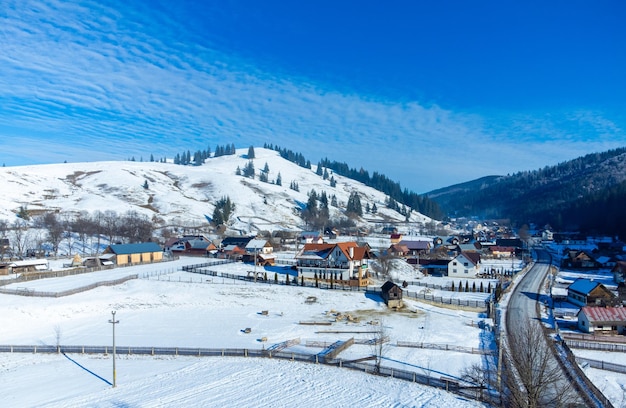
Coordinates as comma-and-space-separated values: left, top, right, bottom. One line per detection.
568, 278, 600, 295
108, 242, 162, 255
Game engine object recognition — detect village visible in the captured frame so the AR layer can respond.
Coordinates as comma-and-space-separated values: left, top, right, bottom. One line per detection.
3, 221, 626, 405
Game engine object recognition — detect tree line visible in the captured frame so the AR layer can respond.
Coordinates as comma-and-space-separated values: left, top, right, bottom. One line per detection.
1, 210, 155, 259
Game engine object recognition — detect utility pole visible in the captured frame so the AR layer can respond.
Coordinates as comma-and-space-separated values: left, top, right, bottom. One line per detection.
109, 311, 119, 388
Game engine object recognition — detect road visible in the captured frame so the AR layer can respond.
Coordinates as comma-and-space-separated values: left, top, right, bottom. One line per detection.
505, 249, 590, 407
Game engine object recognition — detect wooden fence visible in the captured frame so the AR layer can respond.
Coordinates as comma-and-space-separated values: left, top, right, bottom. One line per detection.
396, 341, 494, 355
0, 275, 138, 297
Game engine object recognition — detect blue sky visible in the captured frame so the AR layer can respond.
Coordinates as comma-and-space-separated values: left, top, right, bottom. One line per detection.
1, 0, 625, 193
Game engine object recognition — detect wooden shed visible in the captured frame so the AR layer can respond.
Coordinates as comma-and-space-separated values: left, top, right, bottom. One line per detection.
104, 242, 163, 266
381, 280, 403, 309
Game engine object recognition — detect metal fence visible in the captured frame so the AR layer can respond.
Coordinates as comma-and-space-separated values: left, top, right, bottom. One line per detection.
0, 344, 487, 402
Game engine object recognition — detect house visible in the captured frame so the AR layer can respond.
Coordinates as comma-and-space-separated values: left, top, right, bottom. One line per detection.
299, 231, 324, 245
295, 242, 371, 286
244, 239, 275, 266
489, 246, 516, 258
390, 233, 403, 244
381, 281, 403, 309
388, 244, 409, 257
221, 236, 255, 249
447, 252, 481, 279
577, 306, 626, 334
103, 242, 163, 266
185, 239, 217, 256
567, 278, 615, 307
562, 250, 599, 269
496, 238, 523, 249
398, 240, 431, 255
416, 258, 450, 275
220, 244, 246, 260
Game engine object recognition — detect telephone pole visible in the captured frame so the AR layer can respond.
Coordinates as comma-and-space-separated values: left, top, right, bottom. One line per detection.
108, 311, 119, 387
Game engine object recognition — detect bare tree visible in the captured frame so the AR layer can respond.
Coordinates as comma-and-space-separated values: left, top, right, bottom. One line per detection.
11, 219, 30, 258
372, 253, 397, 281
371, 318, 389, 374
503, 319, 577, 408
42, 212, 64, 257
0, 220, 8, 259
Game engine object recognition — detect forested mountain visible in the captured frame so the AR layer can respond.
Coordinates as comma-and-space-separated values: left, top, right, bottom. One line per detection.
427, 147, 626, 238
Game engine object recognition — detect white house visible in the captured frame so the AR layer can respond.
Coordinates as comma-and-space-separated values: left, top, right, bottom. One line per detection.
447, 252, 481, 279
577, 306, 626, 334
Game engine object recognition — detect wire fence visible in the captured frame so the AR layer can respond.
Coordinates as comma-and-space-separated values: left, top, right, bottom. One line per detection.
0, 344, 488, 403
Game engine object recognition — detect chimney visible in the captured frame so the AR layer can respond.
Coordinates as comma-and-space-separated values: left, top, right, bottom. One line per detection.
349, 246, 354, 259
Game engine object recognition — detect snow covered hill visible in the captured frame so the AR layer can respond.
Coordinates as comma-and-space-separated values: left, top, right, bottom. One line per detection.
0, 148, 431, 234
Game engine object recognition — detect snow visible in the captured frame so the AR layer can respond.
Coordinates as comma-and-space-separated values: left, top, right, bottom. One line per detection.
0, 257, 490, 407
0, 148, 433, 234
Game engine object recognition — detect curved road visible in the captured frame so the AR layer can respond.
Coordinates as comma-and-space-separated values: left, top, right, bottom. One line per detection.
505, 249, 591, 407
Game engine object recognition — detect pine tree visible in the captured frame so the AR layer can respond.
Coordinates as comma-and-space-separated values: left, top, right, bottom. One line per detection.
247, 146, 255, 159
276, 172, 282, 186
274, 272, 278, 284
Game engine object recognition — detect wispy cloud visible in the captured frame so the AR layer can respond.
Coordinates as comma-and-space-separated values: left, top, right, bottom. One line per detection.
1, 0, 624, 192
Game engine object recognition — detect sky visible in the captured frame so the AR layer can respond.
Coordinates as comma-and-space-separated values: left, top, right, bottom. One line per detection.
1, 0, 625, 193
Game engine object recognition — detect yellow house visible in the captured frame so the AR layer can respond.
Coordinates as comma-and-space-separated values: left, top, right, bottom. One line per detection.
104, 242, 163, 266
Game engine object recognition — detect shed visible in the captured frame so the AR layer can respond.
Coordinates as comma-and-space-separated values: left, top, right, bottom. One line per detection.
381, 281, 403, 309
104, 242, 163, 266
577, 306, 626, 334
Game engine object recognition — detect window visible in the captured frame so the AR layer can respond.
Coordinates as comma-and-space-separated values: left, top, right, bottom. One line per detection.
464, 270, 468, 274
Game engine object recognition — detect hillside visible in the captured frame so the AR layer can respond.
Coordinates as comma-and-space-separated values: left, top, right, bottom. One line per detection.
0, 148, 433, 235
427, 147, 626, 236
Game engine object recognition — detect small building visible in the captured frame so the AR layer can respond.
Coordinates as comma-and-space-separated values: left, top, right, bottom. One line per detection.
562, 250, 599, 269
299, 231, 324, 245
489, 246, 516, 258
390, 233, 403, 244
577, 306, 626, 334
103, 242, 163, 266
381, 281, 403, 309
447, 252, 481, 279
0, 258, 49, 275
567, 278, 615, 307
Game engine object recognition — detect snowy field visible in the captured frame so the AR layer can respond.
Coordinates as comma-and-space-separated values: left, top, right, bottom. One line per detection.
1, 257, 492, 407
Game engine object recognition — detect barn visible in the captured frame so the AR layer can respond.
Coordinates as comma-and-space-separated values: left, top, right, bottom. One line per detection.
103, 242, 163, 266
